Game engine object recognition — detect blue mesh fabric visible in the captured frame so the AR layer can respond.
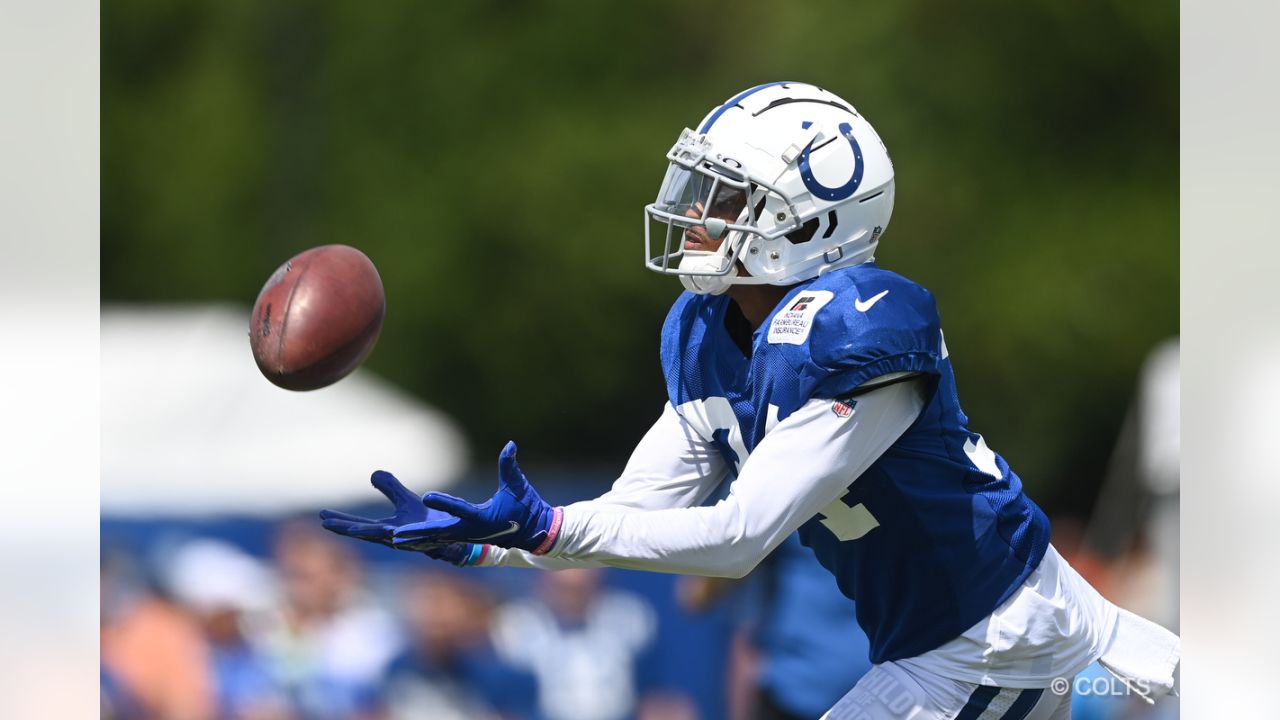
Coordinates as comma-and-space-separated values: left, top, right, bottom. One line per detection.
658, 264, 1050, 662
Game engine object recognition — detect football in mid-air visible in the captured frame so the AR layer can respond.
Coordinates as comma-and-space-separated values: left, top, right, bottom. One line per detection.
249, 244, 385, 391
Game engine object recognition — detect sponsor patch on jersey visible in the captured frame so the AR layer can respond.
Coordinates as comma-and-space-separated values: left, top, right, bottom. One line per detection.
831, 398, 857, 418
767, 290, 834, 345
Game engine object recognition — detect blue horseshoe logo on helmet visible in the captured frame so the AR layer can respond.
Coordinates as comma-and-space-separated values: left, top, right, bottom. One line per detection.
799, 121, 864, 201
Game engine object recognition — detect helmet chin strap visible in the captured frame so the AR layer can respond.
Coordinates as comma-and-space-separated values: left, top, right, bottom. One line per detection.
678, 250, 735, 295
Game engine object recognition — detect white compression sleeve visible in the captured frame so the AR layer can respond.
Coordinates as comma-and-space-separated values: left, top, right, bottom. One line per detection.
545, 379, 927, 578
486, 402, 729, 569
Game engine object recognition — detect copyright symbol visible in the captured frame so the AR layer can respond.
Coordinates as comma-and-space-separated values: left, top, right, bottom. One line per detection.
1050, 677, 1070, 696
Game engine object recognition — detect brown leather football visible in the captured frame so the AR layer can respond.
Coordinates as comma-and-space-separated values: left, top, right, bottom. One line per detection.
249, 245, 385, 391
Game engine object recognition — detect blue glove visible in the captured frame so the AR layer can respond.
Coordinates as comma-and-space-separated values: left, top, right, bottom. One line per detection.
319, 471, 486, 566
420, 543, 489, 567
394, 441, 563, 555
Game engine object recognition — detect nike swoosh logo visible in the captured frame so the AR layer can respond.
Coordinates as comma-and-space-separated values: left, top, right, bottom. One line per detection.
854, 290, 889, 312
474, 521, 521, 541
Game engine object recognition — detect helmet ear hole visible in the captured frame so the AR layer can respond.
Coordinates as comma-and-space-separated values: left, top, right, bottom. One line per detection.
785, 217, 820, 245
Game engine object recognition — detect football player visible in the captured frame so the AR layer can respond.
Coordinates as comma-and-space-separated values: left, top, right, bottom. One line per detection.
322, 82, 1180, 719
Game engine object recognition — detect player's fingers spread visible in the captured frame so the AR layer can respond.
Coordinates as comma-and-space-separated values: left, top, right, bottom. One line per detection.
498, 441, 528, 492
320, 517, 381, 538
320, 515, 373, 532
498, 440, 518, 467
347, 522, 391, 539
318, 509, 375, 524
395, 516, 460, 540
421, 491, 482, 520
392, 532, 445, 547
319, 517, 349, 534
424, 504, 458, 524
370, 470, 415, 504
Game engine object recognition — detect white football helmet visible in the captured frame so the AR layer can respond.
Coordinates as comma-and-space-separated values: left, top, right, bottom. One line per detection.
644, 82, 895, 295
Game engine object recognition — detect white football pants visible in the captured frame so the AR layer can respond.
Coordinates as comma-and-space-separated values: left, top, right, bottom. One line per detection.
820, 661, 1073, 720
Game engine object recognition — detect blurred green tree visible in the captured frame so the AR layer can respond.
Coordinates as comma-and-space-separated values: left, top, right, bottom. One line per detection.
103, 0, 1175, 512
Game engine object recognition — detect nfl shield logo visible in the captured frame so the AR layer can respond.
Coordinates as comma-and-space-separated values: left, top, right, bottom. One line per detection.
831, 399, 856, 418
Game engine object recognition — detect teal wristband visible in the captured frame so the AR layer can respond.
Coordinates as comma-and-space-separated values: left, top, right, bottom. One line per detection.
462, 544, 486, 567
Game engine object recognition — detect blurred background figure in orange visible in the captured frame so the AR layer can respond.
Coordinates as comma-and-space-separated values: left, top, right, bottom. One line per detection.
378, 569, 538, 720
101, 545, 216, 720
259, 521, 401, 720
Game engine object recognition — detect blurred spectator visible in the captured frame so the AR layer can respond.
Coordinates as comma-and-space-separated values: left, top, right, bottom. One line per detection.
1059, 339, 1180, 720
492, 569, 664, 720
166, 539, 292, 720
1087, 338, 1179, 632
101, 547, 216, 720
679, 533, 872, 720
258, 520, 402, 720
379, 570, 538, 720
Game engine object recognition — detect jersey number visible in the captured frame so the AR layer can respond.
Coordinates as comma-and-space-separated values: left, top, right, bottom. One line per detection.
818, 434, 1003, 542
818, 490, 879, 541
679, 397, 882, 541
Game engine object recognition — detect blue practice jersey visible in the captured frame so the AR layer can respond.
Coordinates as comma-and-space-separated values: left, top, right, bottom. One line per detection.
659, 262, 1050, 663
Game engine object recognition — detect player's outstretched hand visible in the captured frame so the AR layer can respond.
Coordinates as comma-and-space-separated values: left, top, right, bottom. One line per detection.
393, 441, 563, 555
319, 470, 452, 549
